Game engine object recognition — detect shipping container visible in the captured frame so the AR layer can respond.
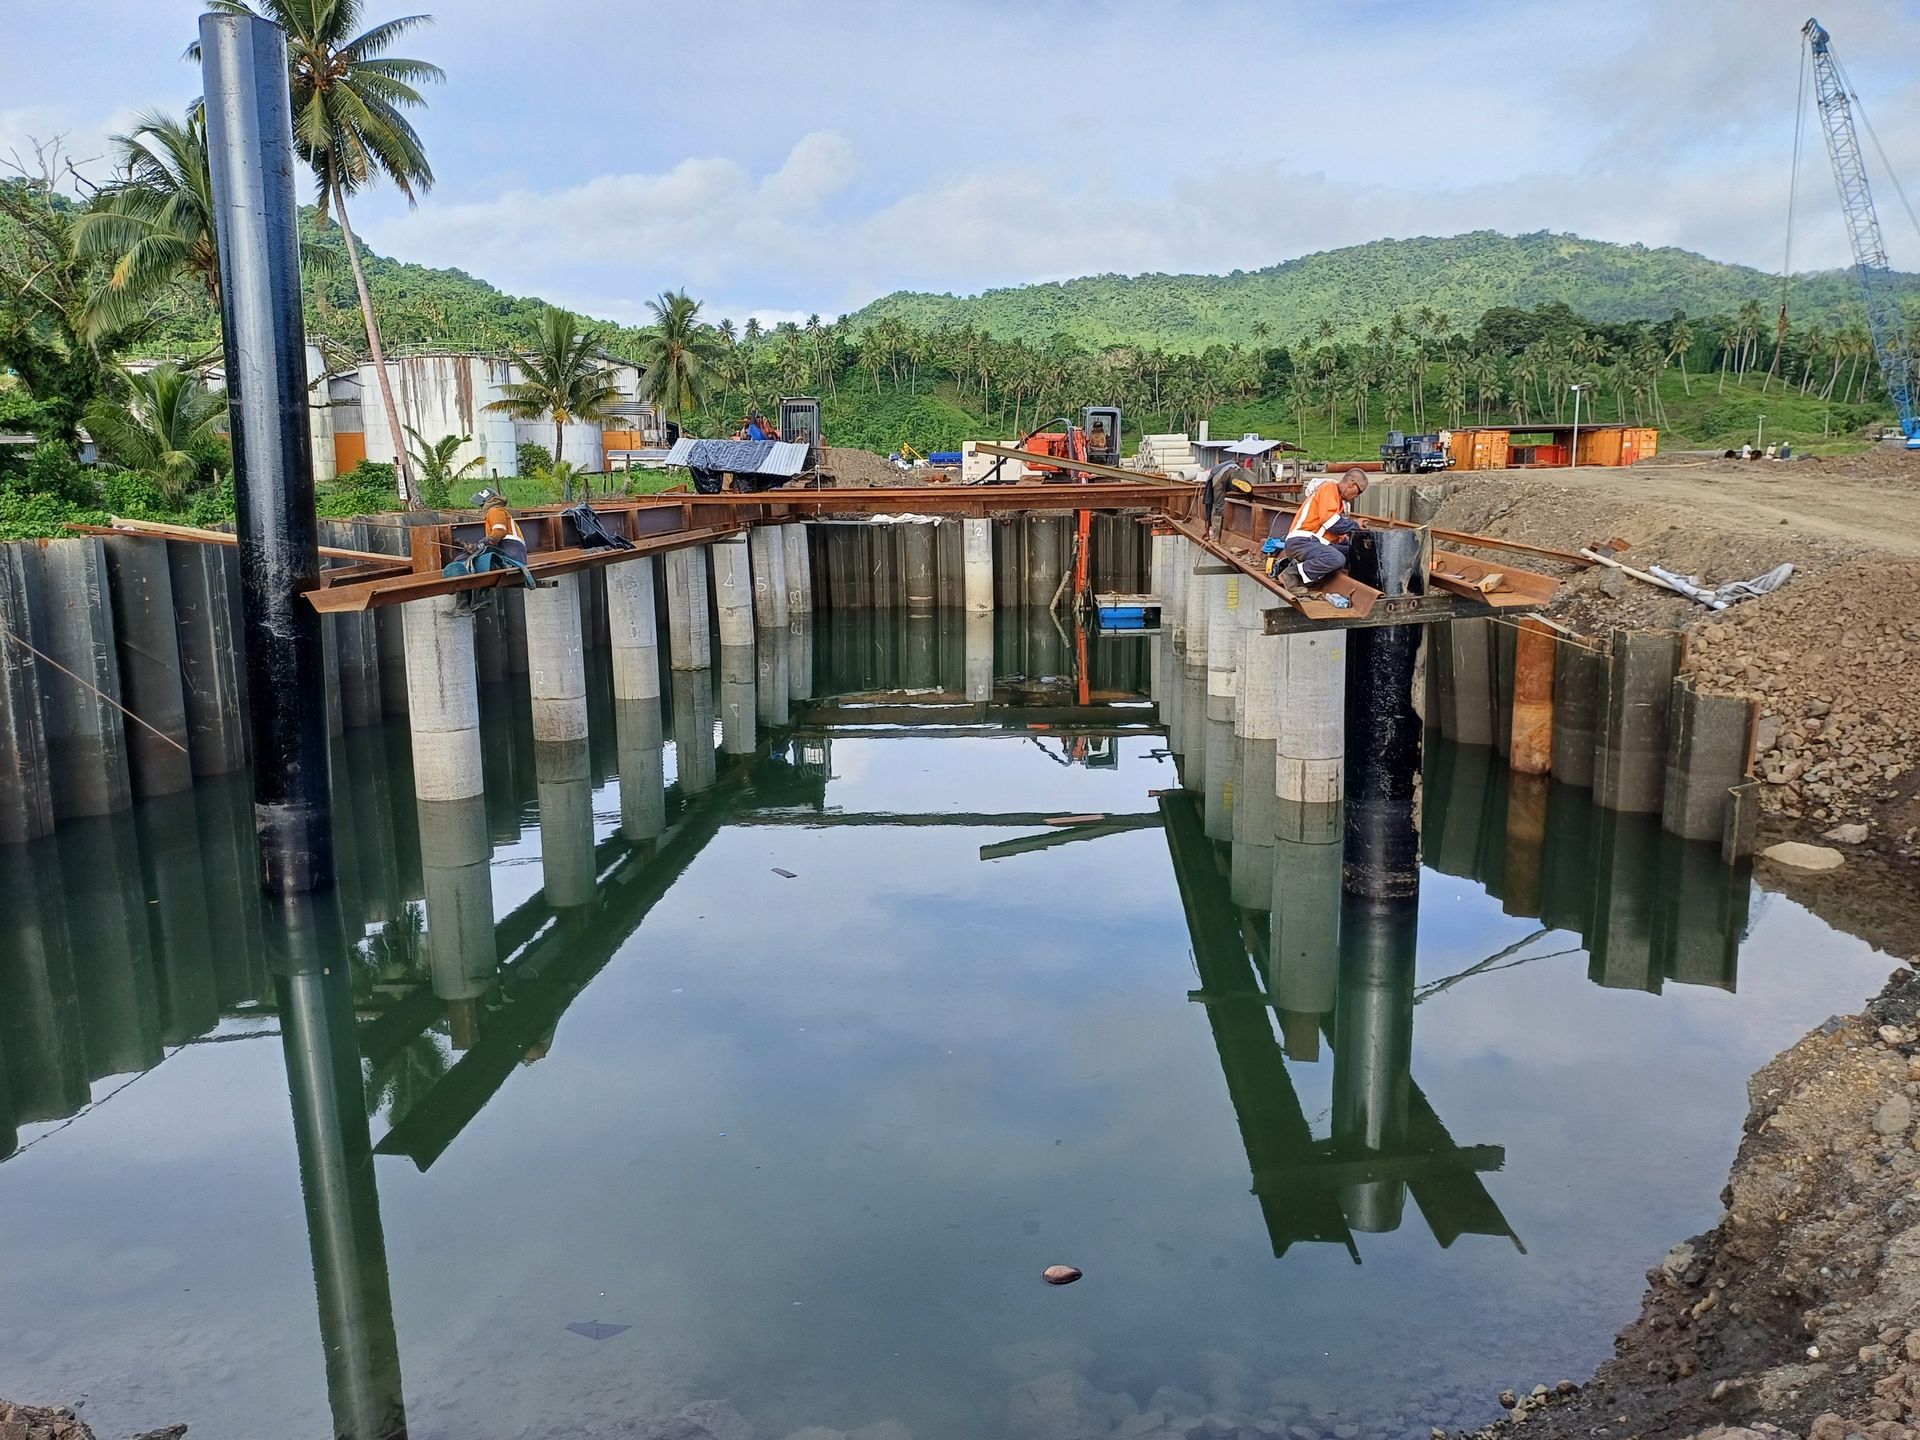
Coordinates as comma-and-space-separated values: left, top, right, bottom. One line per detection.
333, 431, 368, 474
1576, 429, 1617, 465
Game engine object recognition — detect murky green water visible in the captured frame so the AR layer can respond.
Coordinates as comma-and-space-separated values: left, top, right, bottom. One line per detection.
0, 612, 1893, 1440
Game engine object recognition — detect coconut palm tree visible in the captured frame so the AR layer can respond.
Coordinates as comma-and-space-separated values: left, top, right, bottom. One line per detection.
85, 363, 229, 509
73, 108, 347, 341
486, 305, 621, 502
197, 0, 444, 504
1666, 318, 1695, 396
403, 427, 483, 507
72, 110, 220, 340
636, 290, 722, 426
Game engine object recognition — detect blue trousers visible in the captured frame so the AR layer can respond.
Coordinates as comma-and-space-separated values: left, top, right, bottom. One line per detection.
1283, 534, 1351, 584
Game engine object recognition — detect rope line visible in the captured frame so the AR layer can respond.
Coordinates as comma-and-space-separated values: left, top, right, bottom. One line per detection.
1835, 52, 1920, 246
0, 625, 190, 755
1782, 41, 1808, 307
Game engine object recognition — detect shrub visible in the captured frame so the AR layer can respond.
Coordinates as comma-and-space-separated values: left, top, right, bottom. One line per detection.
12, 439, 92, 504
0, 490, 109, 541
98, 467, 172, 519
516, 441, 553, 475
187, 474, 236, 527
316, 460, 401, 517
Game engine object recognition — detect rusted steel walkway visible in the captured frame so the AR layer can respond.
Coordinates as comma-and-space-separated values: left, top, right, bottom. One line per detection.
76, 468, 1563, 627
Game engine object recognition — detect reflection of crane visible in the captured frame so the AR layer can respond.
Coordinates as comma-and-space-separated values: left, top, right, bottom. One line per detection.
1800, 18, 1920, 447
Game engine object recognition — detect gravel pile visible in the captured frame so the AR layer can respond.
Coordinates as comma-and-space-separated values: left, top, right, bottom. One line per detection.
1685, 558, 1920, 852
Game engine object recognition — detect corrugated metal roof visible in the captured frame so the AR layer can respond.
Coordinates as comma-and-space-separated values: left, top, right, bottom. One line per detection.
762, 441, 809, 476
1224, 436, 1282, 455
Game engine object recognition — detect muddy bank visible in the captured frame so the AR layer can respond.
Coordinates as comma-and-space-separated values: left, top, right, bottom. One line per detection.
1432, 452, 1920, 857
1450, 929, 1920, 1440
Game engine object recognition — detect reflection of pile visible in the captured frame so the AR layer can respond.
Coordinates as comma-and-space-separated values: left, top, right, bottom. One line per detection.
1163, 789, 1518, 1261
1424, 743, 1750, 996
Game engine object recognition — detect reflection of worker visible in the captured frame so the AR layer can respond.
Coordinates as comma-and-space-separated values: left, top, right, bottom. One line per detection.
473, 488, 527, 566
1283, 468, 1368, 586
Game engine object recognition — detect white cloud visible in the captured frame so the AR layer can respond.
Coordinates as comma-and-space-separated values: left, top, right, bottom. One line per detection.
16, 0, 1920, 324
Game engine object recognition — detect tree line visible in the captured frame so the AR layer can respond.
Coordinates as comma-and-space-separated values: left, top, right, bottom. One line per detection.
2, 0, 1908, 542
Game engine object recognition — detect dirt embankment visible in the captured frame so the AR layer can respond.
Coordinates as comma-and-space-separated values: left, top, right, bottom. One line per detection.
1449, 948, 1920, 1440
1448, 851, 1920, 1440
1432, 450, 1920, 856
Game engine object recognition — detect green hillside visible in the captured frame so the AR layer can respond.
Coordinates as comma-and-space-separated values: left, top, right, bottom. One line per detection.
847, 231, 1917, 350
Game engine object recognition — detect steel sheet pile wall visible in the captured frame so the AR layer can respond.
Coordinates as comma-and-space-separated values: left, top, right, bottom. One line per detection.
0, 525, 622, 849
806, 515, 1150, 612
1426, 617, 1758, 855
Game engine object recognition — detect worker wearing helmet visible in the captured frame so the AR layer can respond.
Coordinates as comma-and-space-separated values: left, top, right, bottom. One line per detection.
472, 488, 527, 566
1283, 468, 1368, 586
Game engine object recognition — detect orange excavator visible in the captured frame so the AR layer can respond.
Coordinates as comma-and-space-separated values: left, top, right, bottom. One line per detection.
1012, 406, 1123, 628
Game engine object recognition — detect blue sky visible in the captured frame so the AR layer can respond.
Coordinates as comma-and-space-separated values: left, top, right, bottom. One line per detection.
7, 0, 1920, 328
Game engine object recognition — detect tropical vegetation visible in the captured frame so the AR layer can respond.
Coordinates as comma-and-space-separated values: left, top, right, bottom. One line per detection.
636, 289, 722, 424
848, 231, 1920, 353
84, 363, 229, 509
2, 0, 1914, 543
485, 305, 624, 501
403, 426, 483, 508
196, 0, 444, 502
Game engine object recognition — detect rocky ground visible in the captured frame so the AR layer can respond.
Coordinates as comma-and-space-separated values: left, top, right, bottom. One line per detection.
1430, 449, 1920, 857
0, 1399, 181, 1440
819, 446, 957, 488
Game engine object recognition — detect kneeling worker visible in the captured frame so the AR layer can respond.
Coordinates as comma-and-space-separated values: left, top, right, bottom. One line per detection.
1283, 468, 1368, 586
473, 488, 527, 566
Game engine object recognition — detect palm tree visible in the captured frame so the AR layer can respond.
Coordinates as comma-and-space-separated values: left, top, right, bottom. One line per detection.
85, 363, 229, 509
404, 427, 483, 507
198, 0, 444, 504
486, 305, 621, 502
72, 110, 219, 340
1666, 318, 1694, 396
636, 290, 722, 426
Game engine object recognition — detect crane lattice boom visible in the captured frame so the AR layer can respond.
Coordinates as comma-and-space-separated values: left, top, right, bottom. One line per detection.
1803, 16, 1919, 445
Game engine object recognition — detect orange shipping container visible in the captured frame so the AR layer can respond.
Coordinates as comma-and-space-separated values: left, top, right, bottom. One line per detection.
333, 431, 367, 473
1454, 430, 1510, 471
1577, 429, 1622, 466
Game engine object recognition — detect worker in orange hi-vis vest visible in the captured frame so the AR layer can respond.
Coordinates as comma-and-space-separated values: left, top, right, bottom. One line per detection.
474, 488, 528, 567
1282, 467, 1369, 586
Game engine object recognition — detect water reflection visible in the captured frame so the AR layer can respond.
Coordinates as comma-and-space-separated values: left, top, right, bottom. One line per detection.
270, 893, 408, 1440
0, 609, 1777, 1438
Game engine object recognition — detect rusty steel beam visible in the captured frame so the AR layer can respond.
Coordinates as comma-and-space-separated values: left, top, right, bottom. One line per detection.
306, 524, 744, 613
67, 517, 391, 564
1366, 516, 1599, 568
963, 442, 1183, 486
1177, 505, 1386, 621
629, 483, 1184, 515
1427, 550, 1560, 608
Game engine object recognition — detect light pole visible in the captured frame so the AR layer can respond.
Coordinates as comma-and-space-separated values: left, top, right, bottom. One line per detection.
1568, 384, 1588, 469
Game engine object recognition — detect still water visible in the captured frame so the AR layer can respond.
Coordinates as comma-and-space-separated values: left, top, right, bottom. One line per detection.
0, 611, 1893, 1440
